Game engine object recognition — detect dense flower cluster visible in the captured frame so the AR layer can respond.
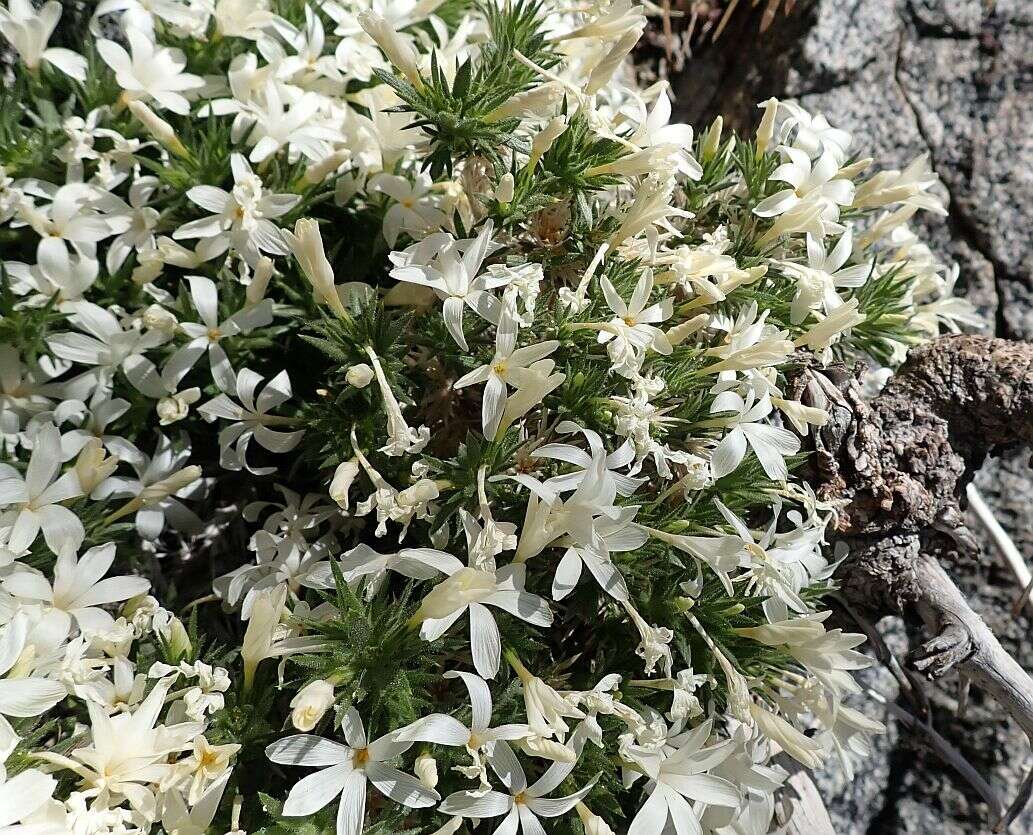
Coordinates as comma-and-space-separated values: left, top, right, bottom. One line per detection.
0, 1, 977, 833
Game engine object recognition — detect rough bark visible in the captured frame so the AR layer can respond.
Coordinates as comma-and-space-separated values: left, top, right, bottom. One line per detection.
791, 334, 1033, 828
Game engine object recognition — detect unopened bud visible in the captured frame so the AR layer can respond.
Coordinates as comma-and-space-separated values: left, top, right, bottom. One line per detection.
290, 679, 335, 731
358, 11, 423, 87
142, 303, 177, 334
494, 173, 515, 204
701, 116, 723, 161
304, 150, 351, 185
528, 115, 568, 168
576, 802, 615, 835
247, 257, 274, 305
756, 97, 779, 156
345, 363, 374, 388
141, 466, 202, 505
74, 438, 119, 495
329, 458, 359, 509
415, 751, 438, 789
157, 389, 200, 426
666, 313, 710, 347
163, 615, 192, 661
128, 100, 189, 158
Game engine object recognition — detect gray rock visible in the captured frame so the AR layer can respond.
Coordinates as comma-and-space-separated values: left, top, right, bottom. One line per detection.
672, 1, 1032, 832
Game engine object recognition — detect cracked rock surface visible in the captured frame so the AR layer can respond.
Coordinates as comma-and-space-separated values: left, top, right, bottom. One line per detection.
671, 1, 1032, 832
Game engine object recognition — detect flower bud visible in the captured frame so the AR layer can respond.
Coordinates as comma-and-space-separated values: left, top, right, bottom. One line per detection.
247, 257, 274, 306
345, 363, 374, 388
128, 100, 189, 158
304, 149, 351, 185
283, 219, 350, 319
528, 116, 568, 168
290, 679, 335, 731
576, 803, 615, 835
358, 11, 422, 87
329, 458, 360, 509
701, 116, 723, 161
415, 751, 438, 789
74, 438, 119, 495
161, 615, 193, 661
157, 388, 201, 426
141, 466, 202, 506
142, 303, 178, 334
756, 97, 779, 156
494, 173, 515, 204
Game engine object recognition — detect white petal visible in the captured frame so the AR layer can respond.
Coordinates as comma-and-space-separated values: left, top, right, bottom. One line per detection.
439, 789, 512, 818
443, 670, 493, 730
709, 428, 747, 480
0, 768, 56, 827
0, 678, 66, 718
282, 763, 355, 817
336, 769, 367, 835
469, 602, 501, 680
628, 784, 669, 835
365, 762, 439, 808
266, 734, 351, 767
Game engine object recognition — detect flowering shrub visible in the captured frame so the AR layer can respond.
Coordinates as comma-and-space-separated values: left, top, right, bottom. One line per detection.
0, 1, 977, 833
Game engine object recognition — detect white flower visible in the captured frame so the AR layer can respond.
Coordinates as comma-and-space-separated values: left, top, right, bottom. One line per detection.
591, 268, 673, 378
623, 718, 740, 835
96, 433, 203, 539
0, 0, 86, 80
780, 229, 871, 323
242, 81, 339, 165
453, 309, 561, 438
266, 708, 439, 835
214, 0, 283, 40
853, 153, 946, 214
754, 146, 854, 223
97, 26, 203, 114
174, 154, 300, 265
389, 221, 504, 350
793, 297, 866, 353
623, 601, 674, 677
439, 742, 596, 835
510, 657, 585, 742
709, 389, 800, 482
20, 182, 129, 262
4, 245, 99, 308
199, 368, 304, 475
364, 346, 429, 456
413, 563, 552, 679
37, 679, 203, 818
397, 671, 531, 787
104, 176, 161, 274
350, 435, 439, 539
2, 541, 149, 640
0, 422, 84, 553
774, 100, 853, 163
240, 585, 324, 689
328, 543, 462, 600
162, 274, 274, 394
368, 173, 446, 247
47, 299, 170, 397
